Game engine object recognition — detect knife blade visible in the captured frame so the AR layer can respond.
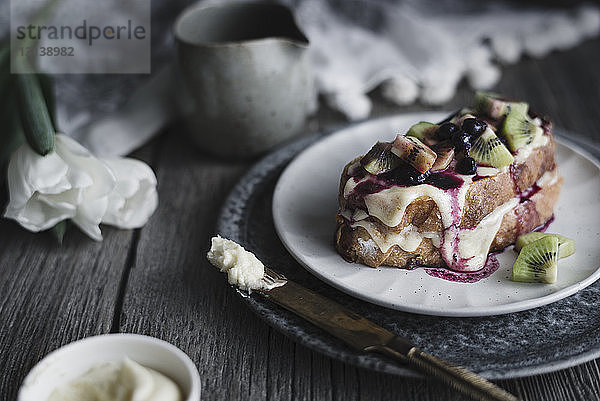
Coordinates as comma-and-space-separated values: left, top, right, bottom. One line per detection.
260, 268, 519, 401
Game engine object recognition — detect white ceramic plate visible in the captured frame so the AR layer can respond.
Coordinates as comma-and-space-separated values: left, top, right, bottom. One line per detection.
272, 112, 600, 317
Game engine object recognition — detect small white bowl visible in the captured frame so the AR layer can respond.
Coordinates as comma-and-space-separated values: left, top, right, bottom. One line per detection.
18, 333, 201, 401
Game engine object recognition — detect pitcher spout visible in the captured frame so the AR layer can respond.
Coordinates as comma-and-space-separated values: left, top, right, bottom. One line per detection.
175, 1, 309, 48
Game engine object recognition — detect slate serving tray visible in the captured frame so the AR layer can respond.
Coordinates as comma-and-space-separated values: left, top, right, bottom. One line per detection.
216, 123, 600, 379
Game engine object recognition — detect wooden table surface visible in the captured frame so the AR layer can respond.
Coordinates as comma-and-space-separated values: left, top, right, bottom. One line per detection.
2, 38, 600, 401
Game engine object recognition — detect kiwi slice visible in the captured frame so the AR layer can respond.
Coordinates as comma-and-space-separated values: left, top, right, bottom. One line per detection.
512, 236, 559, 283
469, 127, 514, 168
501, 110, 543, 152
407, 121, 439, 145
430, 141, 454, 172
473, 91, 528, 119
360, 142, 400, 175
391, 135, 437, 173
515, 232, 575, 259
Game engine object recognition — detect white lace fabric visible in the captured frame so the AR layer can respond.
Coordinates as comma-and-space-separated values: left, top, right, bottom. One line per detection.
295, 0, 600, 120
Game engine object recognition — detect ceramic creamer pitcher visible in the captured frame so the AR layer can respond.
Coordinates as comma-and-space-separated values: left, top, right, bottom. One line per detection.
174, 2, 314, 158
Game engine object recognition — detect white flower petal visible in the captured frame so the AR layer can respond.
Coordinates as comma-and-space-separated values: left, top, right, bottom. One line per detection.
71, 196, 108, 241
38, 189, 83, 209
64, 168, 94, 190
6, 143, 69, 209
38, 175, 73, 195
5, 194, 75, 232
56, 135, 116, 198
114, 176, 140, 199
105, 182, 159, 229
25, 153, 70, 194
101, 158, 158, 229
6, 150, 35, 211
103, 158, 156, 195
104, 158, 157, 183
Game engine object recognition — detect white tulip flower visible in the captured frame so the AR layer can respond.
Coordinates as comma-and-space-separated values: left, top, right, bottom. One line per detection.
5, 134, 116, 240
4, 134, 159, 241
101, 158, 158, 229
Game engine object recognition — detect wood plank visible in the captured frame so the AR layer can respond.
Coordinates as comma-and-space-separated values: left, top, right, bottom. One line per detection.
292, 344, 332, 401
0, 219, 134, 400
264, 331, 294, 401
330, 360, 360, 401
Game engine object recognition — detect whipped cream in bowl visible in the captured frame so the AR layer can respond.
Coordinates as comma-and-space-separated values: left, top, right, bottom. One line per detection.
18, 334, 201, 401
46, 357, 181, 401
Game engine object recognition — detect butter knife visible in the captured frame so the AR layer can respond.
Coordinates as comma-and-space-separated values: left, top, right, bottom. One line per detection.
260, 268, 519, 401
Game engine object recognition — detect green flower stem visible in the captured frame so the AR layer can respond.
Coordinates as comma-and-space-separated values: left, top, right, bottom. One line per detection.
1, 38, 64, 242
38, 74, 57, 130
50, 220, 67, 245
0, 42, 10, 100
15, 71, 55, 156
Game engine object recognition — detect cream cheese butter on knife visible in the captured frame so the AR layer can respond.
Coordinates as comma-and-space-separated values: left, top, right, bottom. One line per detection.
207, 236, 285, 292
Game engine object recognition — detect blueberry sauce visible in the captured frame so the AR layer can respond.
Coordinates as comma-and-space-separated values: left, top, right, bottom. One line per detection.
534, 215, 555, 232
456, 157, 477, 175
346, 170, 464, 210
353, 179, 389, 197
425, 172, 464, 190
419, 215, 554, 284
437, 122, 460, 141
519, 183, 541, 202
424, 254, 500, 283
461, 118, 487, 137
379, 170, 463, 192
452, 131, 471, 152
346, 178, 389, 209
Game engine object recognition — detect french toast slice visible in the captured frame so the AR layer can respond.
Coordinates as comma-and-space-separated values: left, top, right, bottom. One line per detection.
335, 95, 562, 272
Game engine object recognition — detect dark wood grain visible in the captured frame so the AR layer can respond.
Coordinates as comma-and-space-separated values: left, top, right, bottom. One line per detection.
1, 37, 600, 401
0, 224, 134, 400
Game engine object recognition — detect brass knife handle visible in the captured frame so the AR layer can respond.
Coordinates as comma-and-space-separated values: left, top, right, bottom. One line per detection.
376, 338, 519, 401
